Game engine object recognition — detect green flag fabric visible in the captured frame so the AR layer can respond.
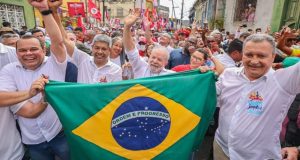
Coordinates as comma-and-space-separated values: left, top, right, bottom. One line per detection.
45, 70, 217, 160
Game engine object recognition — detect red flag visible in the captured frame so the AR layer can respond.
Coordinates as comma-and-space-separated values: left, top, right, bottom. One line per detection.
67, 2, 85, 17
88, 0, 101, 20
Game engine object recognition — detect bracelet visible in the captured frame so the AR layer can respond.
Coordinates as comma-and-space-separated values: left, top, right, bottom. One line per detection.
40, 9, 53, 16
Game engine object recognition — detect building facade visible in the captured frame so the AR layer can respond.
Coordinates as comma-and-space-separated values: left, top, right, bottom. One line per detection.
190, 0, 300, 33
0, 0, 35, 29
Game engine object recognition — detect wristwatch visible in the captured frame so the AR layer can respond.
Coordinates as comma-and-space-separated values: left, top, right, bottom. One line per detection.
40, 9, 53, 16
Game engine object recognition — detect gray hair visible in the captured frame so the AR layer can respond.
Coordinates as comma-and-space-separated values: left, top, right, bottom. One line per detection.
112, 36, 122, 46
243, 34, 276, 54
151, 46, 170, 61
92, 34, 112, 47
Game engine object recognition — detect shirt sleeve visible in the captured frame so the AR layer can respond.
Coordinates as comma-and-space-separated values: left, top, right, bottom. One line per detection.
0, 64, 17, 92
125, 47, 148, 75
275, 62, 300, 95
216, 69, 226, 96
110, 65, 122, 82
10, 100, 28, 114
70, 46, 90, 67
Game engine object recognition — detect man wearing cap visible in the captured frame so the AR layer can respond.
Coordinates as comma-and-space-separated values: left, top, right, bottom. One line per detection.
0, 27, 15, 36
0, 33, 20, 48
144, 18, 174, 53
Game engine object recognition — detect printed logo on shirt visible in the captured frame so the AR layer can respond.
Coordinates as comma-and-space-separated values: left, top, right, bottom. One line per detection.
247, 91, 264, 116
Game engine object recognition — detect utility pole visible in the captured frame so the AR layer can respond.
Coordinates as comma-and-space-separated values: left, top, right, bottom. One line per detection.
180, 0, 184, 28
171, 0, 177, 29
102, 0, 105, 26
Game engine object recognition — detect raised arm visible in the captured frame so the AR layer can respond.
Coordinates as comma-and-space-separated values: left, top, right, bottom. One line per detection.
49, 0, 75, 57
123, 9, 140, 52
143, 17, 154, 45
189, 20, 197, 37
209, 51, 224, 75
277, 27, 293, 56
28, 0, 66, 62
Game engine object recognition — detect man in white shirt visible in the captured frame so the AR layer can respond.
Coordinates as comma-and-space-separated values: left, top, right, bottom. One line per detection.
123, 9, 174, 79
0, 77, 48, 160
215, 39, 243, 68
0, 0, 69, 159
50, 1, 122, 84
0, 42, 17, 69
214, 34, 300, 160
71, 34, 122, 83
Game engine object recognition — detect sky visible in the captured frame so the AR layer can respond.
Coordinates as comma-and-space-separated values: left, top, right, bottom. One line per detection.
159, 0, 195, 20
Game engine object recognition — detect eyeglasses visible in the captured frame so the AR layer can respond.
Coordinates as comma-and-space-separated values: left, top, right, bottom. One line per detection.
191, 55, 204, 62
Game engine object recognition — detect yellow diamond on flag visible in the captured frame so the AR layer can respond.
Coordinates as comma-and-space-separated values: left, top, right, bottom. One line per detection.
72, 84, 200, 159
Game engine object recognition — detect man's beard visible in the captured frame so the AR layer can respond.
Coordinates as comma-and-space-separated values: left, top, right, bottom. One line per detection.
150, 65, 163, 73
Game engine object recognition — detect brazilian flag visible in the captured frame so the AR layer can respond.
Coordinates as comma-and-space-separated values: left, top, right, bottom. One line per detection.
45, 70, 217, 160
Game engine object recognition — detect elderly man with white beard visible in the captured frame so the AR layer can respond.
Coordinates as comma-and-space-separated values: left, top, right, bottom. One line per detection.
123, 9, 174, 78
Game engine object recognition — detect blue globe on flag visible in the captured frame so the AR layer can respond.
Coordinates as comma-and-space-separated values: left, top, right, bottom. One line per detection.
111, 97, 171, 150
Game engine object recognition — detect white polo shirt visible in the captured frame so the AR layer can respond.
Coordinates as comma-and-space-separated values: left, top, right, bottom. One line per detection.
0, 107, 24, 160
125, 47, 174, 78
0, 54, 67, 145
71, 47, 122, 83
215, 63, 300, 160
0, 43, 18, 69
215, 53, 236, 68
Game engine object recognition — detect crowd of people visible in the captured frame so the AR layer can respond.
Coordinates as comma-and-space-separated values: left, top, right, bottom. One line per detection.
0, 0, 300, 160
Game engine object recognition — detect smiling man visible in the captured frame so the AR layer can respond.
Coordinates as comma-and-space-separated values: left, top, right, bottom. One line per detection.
214, 34, 300, 160
0, 0, 69, 159
123, 9, 174, 78
48, 0, 121, 84
66, 34, 122, 83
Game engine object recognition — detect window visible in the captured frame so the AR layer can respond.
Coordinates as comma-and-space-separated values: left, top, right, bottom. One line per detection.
117, 8, 123, 17
234, 0, 257, 22
0, 3, 26, 29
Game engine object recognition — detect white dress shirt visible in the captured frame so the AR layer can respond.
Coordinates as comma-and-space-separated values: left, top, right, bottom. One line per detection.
125, 47, 174, 79
0, 54, 67, 145
71, 47, 122, 83
215, 53, 236, 68
0, 43, 18, 70
215, 63, 300, 159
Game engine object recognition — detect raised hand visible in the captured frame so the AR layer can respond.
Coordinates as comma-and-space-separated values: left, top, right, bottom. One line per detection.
198, 66, 211, 73
192, 20, 197, 30
28, 0, 49, 11
124, 8, 141, 28
48, 0, 62, 10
